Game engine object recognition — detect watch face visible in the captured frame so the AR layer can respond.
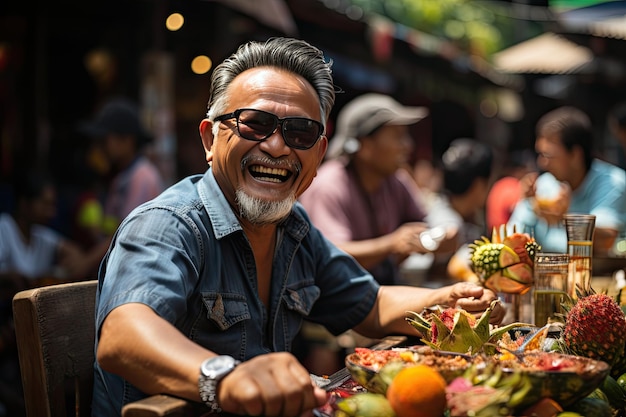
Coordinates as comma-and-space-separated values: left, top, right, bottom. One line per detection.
201, 355, 238, 378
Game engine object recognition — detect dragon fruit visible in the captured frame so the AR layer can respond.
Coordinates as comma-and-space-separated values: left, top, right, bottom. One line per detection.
406, 300, 529, 355
469, 226, 540, 294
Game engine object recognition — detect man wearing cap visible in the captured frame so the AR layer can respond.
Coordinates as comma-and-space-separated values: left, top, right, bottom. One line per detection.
76, 98, 165, 275
299, 93, 457, 286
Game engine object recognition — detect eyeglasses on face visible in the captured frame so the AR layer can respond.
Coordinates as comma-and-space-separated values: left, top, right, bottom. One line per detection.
214, 108, 324, 150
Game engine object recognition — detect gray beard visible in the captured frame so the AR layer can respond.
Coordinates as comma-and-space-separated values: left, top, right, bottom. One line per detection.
235, 189, 296, 225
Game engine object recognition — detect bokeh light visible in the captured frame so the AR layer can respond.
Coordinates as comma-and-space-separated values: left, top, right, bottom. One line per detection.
166, 13, 184, 31
191, 55, 212, 74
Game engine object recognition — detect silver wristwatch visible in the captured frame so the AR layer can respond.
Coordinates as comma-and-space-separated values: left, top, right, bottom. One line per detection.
199, 355, 241, 413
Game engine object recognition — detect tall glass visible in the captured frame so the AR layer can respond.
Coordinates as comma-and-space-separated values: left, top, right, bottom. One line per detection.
564, 214, 595, 300
533, 253, 570, 326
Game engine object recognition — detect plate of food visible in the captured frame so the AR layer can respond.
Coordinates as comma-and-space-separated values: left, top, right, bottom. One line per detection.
337, 346, 610, 415
493, 350, 610, 408
344, 345, 472, 394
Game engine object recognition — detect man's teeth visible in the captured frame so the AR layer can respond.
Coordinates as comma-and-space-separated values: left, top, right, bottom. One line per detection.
251, 166, 288, 176
249, 166, 289, 182
257, 177, 281, 183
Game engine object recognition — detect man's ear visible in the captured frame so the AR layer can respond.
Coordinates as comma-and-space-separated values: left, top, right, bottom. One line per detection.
316, 136, 328, 169
569, 144, 585, 166
199, 119, 214, 163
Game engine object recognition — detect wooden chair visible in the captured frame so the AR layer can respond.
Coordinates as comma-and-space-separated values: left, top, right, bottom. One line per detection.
12, 280, 201, 417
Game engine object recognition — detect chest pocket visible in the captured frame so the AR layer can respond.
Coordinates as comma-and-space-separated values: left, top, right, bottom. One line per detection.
283, 284, 320, 316
194, 293, 251, 356
202, 292, 250, 330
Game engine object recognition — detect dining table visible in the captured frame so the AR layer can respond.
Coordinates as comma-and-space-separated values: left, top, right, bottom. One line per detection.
183, 259, 626, 417
308, 266, 626, 417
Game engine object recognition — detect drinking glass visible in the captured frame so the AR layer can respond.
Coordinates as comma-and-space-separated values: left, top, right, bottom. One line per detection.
564, 214, 595, 300
534, 174, 570, 218
533, 253, 570, 326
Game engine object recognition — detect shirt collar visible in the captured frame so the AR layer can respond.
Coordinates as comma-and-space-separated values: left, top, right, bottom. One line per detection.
198, 168, 242, 239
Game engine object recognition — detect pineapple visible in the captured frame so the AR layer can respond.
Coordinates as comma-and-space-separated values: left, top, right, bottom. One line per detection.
562, 293, 626, 367
468, 226, 538, 295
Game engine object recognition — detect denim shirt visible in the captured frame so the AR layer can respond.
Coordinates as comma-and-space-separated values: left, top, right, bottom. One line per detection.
92, 168, 379, 416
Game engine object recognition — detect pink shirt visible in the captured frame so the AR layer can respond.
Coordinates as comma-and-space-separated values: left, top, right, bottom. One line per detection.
300, 159, 426, 242
486, 176, 522, 231
104, 156, 165, 231
299, 159, 427, 284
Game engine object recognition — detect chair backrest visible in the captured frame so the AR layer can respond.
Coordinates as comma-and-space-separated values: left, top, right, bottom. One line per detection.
13, 280, 97, 417
13, 280, 198, 417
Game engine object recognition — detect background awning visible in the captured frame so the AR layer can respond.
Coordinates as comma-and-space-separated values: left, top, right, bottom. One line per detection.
587, 15, 626, 39
491, 32, 594, 74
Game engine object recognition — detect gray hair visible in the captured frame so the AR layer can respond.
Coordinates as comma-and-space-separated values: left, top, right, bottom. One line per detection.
206, 37, 335, 127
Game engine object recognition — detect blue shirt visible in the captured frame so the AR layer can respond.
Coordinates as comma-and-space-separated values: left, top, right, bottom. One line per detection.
92, 168, 379, 416
507, 159, 626, 252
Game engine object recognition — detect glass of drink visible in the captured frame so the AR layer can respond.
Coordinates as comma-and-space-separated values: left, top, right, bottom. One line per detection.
534, 173, 570, 218
533, 253, 570, 327
564, 214, 595, 300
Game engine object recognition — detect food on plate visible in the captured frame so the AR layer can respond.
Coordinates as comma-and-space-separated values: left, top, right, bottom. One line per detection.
339, 345, 611, 416
327, 297, 625, 417
445, 362, 533, 416
495, 351, 610, 408
345, 345, 471, 393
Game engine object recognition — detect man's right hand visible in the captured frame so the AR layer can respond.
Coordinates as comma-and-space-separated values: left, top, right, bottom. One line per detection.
532, 181, 571, 225
390, 222, 431, 256
219, 352, 327, 417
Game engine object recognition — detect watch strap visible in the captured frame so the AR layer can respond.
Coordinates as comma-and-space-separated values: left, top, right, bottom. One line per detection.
199, 377, 221, 413
198, 356, 240, 413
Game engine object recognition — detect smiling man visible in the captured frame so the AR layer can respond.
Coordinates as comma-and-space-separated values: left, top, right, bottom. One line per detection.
93, 37, 503, 417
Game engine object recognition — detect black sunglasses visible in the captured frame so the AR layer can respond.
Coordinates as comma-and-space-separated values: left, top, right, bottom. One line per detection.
214, 108, 324, 150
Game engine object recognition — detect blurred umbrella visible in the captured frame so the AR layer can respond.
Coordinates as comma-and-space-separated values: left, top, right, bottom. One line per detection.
492, 32, 593, 75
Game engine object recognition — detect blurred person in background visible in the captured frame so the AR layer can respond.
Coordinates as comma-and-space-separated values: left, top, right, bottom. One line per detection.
0, 171, 87, 288
485, 149, 537, 232
422, 139, 495, 282
299, 93, 457, 287
297, 93, 459, 374
437, 138, 493, 248
409, 158, 443, 211
70, 142, 109, 251
507, 106, 626, 254
0, 171, 88, 417
76, 98, 165, 276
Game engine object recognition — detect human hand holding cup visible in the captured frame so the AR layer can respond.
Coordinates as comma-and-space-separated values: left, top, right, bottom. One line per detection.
532, 174, 571, 225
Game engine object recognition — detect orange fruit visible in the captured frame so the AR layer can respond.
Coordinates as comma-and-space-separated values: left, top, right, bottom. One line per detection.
385, 364, 447, 417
